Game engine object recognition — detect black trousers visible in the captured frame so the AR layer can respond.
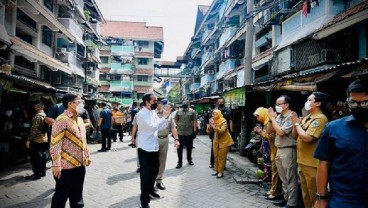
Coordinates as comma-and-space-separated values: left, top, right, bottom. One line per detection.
30, 141, 48, 176
177, 135, 194, 164
100, 129, 111, 149
112, 125, 123, 141
51, 166, 86, 208
138, 148, 159, 206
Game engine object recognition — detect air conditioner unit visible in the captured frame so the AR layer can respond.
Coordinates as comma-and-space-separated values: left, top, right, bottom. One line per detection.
207, 70, 214, 75
321, 49, 341, 63
57, 48, 67, 53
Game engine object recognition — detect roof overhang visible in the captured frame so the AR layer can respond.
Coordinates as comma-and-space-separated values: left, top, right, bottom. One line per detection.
11, 36, 72, 75
313, 8, 368, 40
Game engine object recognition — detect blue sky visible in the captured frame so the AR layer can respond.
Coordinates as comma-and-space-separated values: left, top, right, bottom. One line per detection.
95, 0, 213, 62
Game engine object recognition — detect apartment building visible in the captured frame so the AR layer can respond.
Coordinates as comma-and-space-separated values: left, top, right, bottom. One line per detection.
0, 0, 104, 95
99, 21, 163, 106
182, 0, 368, 146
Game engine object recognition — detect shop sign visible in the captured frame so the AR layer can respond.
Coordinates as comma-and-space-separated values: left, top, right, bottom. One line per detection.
224, 87, 246, 107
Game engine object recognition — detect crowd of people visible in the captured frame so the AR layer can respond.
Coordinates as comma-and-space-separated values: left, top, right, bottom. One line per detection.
18, 79, 368, 208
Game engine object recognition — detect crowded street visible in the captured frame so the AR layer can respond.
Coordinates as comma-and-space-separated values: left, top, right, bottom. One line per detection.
0, 135, 275, 208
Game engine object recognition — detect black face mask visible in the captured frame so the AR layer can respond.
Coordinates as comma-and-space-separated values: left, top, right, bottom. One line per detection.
350, 107, 368, 123
150, 103, 158, 110
182, 104, 188, 109
218, 104, 225, 108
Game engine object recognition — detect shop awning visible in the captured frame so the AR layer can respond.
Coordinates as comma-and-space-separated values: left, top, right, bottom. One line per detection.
24, 0, 75, 42
314, 1, 368, 40
0, 70, 57, 92
0, 24, 11, 45
11, 36, 73, 75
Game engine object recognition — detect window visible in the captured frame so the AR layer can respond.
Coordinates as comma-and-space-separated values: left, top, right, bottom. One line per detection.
137, 41, 149, 48
42, 26, 53, 47
17, 9, 37, 30
138, 58, 149, 65
44, 0, 54, 12
137, 75, 148, 82
100, 56, 109, 63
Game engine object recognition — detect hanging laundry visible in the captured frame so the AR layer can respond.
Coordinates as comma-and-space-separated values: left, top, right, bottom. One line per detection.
302, 0, 311, 17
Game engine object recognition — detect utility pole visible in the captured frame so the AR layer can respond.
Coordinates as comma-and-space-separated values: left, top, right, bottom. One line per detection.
240, 0, 254, 156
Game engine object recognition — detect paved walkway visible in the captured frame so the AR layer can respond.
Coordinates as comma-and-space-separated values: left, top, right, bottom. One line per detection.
0, 135, 277, 208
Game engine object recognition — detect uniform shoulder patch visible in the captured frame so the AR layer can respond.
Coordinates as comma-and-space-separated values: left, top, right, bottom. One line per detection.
311, 121, 319, 127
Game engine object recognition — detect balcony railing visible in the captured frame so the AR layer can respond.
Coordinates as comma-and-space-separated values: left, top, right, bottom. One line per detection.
190, 82, 201, 92
109, 81, 134, 92
58, 18, 84, 44
110, 63, 133, 74
111, 45, 134, 57
200, 74, 214, 87
219, 27, 238, 48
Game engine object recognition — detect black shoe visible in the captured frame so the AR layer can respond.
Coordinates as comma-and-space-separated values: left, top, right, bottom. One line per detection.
136, 168, 140, 173
25, 174, 41, 180
273, 199, 287, 207
106, 148, 111, 151
192, 146, 195, 149
283, 206, 297, 208
188, 161, 194, 166
211, 172, 219, 176
97, 149, 107, 152
149, 192, 160, 199
209, 165, 214, 168
156, 182, 166, 190
265, 195, 283, 201
39, 172, 46, 177
128, 143, 134, 146
140, 204, 150, 208
176, 163, 182, 169
216, 173, 224, 179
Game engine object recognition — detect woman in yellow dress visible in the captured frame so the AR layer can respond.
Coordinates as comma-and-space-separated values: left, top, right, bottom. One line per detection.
210, 109, 234, 178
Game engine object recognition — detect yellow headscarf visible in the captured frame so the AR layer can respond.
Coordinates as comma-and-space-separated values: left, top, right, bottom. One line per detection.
212, 109, 226, 127
254, 107, 269, 126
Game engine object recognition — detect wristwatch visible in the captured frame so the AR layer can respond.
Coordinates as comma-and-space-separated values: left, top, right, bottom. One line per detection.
294, 122, 300, 126
315, 193, 328, 200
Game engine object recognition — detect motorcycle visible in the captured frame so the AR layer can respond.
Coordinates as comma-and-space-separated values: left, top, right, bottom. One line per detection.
245, 130, 262, 164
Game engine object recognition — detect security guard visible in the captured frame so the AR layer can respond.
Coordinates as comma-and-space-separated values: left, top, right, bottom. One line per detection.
291, 92, 328, 208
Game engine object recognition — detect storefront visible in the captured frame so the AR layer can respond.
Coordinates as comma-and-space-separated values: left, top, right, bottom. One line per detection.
0, 71, 59, 169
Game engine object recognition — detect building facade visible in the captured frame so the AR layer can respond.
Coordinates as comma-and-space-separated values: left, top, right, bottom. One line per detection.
99, 21, 163, 106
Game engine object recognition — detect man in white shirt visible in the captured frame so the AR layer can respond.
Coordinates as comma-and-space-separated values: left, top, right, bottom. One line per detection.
136, 93, 171, 208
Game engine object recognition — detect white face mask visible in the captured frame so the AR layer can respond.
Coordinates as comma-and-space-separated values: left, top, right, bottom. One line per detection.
5, 110, 12, 117
275, 106, 283, 113
304, 101, 312, 111
76, 103, 85, 115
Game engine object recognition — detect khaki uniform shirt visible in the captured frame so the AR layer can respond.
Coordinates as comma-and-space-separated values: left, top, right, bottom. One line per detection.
275, 110, 295, 148
297, 111, 328, 167
156, 110, 175, 137
175, 109, 197, 136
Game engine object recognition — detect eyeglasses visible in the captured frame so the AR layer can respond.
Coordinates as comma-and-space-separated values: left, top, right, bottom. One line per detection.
275, 103, 285, 106
346, 98, 368, 109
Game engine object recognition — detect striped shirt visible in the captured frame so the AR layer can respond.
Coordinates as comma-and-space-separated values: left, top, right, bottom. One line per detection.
50, 110, 90, 170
